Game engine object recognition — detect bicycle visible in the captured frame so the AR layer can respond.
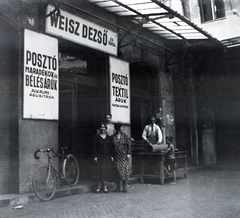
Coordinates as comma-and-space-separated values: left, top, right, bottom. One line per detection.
32, 147, 79, 201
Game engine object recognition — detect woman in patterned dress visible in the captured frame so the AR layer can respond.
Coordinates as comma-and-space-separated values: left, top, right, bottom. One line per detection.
93, 122, 114, 193
112, 123, 131, 193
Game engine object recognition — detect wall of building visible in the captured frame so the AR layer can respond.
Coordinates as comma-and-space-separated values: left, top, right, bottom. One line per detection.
178, 0, 240, 166
19, 121, 58, 193
184, 0, 240, 166
196, 45, 240, 167
208, 46, 240, 166
184, 0, 240, 41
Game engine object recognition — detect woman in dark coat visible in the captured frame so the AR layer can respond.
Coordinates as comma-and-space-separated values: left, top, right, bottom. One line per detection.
93, 122, 114, 193
112, 123, 131, 193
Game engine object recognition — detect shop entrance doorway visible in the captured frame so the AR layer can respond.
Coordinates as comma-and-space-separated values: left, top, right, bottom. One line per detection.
59, 82, 76, 154
130, 62, 159, 141
59, 76, 100, 180
58, 47, 105, 180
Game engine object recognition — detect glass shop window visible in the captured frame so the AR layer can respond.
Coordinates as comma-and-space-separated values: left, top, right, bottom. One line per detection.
59, 52, 87, 75
199, 0, 225, 22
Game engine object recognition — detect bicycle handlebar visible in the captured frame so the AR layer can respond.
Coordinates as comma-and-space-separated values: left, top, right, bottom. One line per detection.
34, 147, 68, 160
34, 148, 55, 159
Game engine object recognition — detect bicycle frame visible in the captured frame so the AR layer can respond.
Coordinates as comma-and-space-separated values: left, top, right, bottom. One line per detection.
33, 147, 79, 201
46, 153, 67, 182
34, 148, 77, 182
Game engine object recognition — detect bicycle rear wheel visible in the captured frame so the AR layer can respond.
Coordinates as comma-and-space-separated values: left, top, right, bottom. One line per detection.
63, 154, 79, 186
32, 166, 57, 201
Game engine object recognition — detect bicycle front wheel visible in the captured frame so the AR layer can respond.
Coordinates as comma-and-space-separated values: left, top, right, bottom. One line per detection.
63, 155, 79, 186
32, 166, 57, 201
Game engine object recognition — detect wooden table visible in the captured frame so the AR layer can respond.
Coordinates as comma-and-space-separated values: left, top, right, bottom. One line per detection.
134, 151, 187, 185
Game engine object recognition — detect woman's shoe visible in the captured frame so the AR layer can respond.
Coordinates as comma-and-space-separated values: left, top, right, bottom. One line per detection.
114, 181, 120, 192
123, 180, 127, 193
114, 186, 120, 192
103, 188, 108, 193
96, 188, 101, 193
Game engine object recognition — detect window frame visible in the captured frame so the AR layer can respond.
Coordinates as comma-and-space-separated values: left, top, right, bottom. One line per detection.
199, 0, 225, 23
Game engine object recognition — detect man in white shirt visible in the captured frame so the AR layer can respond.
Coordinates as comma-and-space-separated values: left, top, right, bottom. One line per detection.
105, 113, 115, 136
142, 115, 162, 145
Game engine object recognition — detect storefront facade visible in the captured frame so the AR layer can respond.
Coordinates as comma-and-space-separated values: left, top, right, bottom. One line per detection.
0, 0, 222, 195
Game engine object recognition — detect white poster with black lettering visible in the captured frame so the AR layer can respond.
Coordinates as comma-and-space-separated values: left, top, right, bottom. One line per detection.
23, 29, 58, 120
109, 56, 130, 124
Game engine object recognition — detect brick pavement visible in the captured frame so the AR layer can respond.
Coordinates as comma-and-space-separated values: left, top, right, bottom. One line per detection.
0, 169, 240, 218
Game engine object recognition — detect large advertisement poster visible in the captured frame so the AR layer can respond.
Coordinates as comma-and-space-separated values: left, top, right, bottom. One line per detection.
23, 29, 59, 120
109, 56, 130, 124
45, 5, 118, 56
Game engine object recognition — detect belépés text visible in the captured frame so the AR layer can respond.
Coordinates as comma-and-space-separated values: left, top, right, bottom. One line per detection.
50, 12, 116, 47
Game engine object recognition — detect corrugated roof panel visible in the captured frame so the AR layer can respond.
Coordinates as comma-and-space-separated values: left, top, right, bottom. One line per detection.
161, 22, 183, 28
118, 0, 151, 4
153, 31, 180, 39
142, 22, 159, 27
183, 35, 208, 39
105, 6, 123, 12
116, 11, 137, 16
170, 26, 200, 31
105, 6, 132, 13
95, 2, 120, 8
146, 26, 167, 32
87, 0, 105, 2
137, 8, 168, 15
173, 30, 202, 35
157, 18, 184, 23
127, 2, 158, 11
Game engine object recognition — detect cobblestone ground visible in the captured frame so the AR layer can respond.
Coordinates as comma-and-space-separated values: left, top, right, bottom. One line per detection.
1, 169, 240, 218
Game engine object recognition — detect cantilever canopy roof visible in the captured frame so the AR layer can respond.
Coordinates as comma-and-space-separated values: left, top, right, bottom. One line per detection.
85, 0, 225, 49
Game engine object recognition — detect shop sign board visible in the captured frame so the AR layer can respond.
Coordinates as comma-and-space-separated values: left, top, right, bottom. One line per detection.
45, 5, 118, 56
109, 56, 130, 124
23, 29, 59, 120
